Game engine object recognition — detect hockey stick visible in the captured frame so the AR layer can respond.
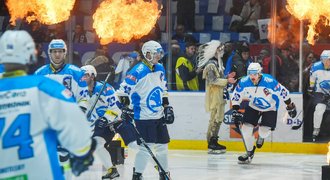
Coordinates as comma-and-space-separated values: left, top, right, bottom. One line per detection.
125, 113, 171, 180
87, 71, 112, 119
233, 114, 253, 164
291, 110, 303, 130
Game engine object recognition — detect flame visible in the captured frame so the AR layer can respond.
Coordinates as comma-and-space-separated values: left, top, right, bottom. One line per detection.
286, 0, 330, 45
6, 0, 75, 25
268, 9, 301, 48
327, 142, 330, 164
93, 0, 161, 44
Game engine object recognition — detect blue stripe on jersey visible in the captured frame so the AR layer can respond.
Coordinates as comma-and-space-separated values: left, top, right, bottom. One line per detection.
0, 75, 76, 103
131, 92, 141, 119
272, 94, 280, 110
127, 63, 166, 83
311, 61, 324, 73
35, 64, 86, 87
43, 129, 64, 180
0, 64, 4, 73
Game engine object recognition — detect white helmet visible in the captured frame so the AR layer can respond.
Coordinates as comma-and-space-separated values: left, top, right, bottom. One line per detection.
81, 65, 97, 77
141, 40, 164, 61
320, 50, 330, 61
247, 63, 262, 75
0, 30, 36, 65
48, 39, 67, 65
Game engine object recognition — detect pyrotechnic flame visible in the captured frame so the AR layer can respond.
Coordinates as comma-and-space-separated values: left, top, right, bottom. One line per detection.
286, 0, 330, 45
6, 0, 75, 25
93, 0, 161, 44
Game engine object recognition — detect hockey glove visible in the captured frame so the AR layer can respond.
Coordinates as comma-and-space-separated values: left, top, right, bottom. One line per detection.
286, 102, 297, 118
121, 107, 134, 121
95, 117, 108, 129
232, 110, 243, 128
70, 138, 96, 176
163, 106, 174, 124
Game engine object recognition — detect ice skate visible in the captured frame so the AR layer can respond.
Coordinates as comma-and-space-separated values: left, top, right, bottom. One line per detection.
256, 136, 264, 148
102, 166, 120, 179
132, 168, 143, 180
312, 128, 320, 142
208, 136, 226, 154
238, 146, 256, 164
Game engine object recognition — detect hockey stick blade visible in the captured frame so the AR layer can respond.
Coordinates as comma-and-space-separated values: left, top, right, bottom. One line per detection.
291, 110, 303, 130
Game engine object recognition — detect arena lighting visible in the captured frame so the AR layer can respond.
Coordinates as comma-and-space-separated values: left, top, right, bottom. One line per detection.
93, 0, 161, 45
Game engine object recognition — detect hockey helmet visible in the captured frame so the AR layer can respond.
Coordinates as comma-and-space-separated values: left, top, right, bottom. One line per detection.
320, 50, 330, 61
247, 63, 262, 75
141, 40, 164, 62
81, 65, 97, 77
0, 30, 36, 65
48, 39, 67, 65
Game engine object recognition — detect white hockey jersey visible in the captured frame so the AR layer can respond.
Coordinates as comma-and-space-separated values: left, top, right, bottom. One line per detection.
0, 75, 92, 180
88, 81, 121, 124
231, 74, 291, 111
34, 64, 89, 108
310, 61, 330, 94
118, 61, 168, 120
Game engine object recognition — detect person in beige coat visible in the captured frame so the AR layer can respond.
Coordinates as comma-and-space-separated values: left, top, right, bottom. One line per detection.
196, 40, 236, 154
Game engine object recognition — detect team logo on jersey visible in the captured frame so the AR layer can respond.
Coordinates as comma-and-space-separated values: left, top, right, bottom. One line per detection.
146, 87, 163, 113
320, 80, 330, 91
263, 88, 270, 96
253, 97, 271, 109
63, 76, 72, 90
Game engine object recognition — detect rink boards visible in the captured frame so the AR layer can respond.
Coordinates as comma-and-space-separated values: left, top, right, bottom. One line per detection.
166, 92, 328, 154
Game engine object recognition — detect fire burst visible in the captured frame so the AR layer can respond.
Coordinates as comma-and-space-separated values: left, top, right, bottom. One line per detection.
6, 0, 75, 25
93, 0, 161, 44
286, 0, 330, 45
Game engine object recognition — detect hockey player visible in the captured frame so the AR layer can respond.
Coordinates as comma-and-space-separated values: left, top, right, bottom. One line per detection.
118, 40, 172, 180
34, 39, 89, 109
195, 40, 236, 154
34, 39, 89, 178
81, 64, 138, 179
308, 50, 330, 141
0, 30, 95, 179
81, 65, 120, 179
231, 63, 297, 164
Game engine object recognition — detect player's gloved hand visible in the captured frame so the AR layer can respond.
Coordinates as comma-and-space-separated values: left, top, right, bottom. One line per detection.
232, 110, 243, 127
121, 107, 134, 121
286, 102, 297, 118
70, 138, 96, 176
95, 117, 108, 129
163, 106, 174, 124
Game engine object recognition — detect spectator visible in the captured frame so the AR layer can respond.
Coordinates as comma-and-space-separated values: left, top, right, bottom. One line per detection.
278, 43, 299, 92
28, 43, 46, 74
174, 0, 195, 32
230, 42, 252, 81
73, 24, 87, 43
175, 41, 202, 91
28, 21, 47, 43
229, 0, 245, 16
260, 48, 283, 79
172, 24, 197, 45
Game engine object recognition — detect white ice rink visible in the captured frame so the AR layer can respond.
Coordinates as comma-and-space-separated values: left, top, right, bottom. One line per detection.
73, 150, 325, 180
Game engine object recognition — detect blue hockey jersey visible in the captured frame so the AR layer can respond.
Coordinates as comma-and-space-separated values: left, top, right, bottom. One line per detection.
0, 75, 92, 180
118, 62, 168, 120
34, 64, 89, 108
231, 74, 290, 111
310, 61, 330, 94
88, 81, 121, 124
